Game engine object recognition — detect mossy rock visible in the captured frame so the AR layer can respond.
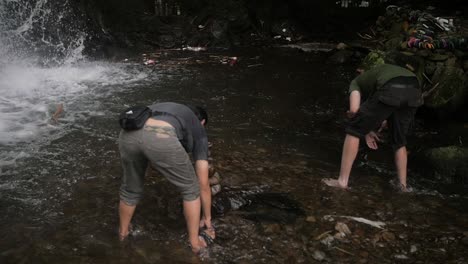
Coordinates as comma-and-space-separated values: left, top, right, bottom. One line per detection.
384, 36, 404, 51
424, 146, 468, 183
428, 53, 449, 62
425, 66, 467, 109
425, 61, 437, 76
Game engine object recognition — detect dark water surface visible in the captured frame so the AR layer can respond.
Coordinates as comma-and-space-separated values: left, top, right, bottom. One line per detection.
1, 49, 467, 263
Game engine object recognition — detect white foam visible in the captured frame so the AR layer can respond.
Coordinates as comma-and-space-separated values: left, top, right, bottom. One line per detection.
0, 62, 148, 145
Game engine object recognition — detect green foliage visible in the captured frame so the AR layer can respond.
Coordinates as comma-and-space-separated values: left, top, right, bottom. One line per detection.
359, 50, 386, 70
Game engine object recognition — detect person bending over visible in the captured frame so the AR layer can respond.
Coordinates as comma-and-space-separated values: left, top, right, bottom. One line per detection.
118, 102, 213, 253
323, 62, 423, 192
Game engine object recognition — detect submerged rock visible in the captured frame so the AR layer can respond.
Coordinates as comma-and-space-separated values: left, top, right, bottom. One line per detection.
212, 185, 305, 224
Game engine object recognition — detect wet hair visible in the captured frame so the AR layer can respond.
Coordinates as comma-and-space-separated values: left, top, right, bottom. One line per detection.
188, 105, 208, 125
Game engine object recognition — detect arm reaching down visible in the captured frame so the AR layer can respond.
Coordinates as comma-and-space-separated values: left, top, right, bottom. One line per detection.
195, 159, 215, 238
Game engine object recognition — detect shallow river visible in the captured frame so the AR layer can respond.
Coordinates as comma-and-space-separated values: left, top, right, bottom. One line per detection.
0, 48, 467, 263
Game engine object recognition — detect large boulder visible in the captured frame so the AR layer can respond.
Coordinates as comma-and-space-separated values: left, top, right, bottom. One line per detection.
423, 146, 468, 184
424, 65, 467, 111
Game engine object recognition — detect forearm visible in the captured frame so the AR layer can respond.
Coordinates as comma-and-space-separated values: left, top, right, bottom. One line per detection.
195, 160, 212, 224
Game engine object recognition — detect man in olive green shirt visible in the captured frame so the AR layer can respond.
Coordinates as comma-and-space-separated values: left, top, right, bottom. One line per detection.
323, 63, 422, 191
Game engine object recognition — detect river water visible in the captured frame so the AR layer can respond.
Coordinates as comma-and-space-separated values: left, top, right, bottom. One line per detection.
0, 48, 467, 263
1, 1, 467, 263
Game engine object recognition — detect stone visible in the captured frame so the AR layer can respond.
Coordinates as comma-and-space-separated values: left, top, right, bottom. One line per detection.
312, 250, 326, 261
320, 234, 334, 247
327, 49, 354, 64
263, 223, 281, 234
462, 236, 468, 246
410, 245, 418, 253
394, 254, 409, 259
336, 42, 348, 50
428, 53, 449, 62
463, 60, 468, 71
335, 222, 351, 235
382, 231, 396, 242
306, 216, 316, 222
423, 146, 468, 183
425, 66, 466, 110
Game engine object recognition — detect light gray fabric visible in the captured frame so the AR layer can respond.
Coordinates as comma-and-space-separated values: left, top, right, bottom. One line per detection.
119, 125, 200, 204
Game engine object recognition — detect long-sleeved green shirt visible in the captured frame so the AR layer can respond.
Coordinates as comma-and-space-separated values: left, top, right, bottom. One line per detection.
349, 64, 416, 95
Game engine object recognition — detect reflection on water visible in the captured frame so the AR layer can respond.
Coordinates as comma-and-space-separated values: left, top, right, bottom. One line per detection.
1, 50, 467, 263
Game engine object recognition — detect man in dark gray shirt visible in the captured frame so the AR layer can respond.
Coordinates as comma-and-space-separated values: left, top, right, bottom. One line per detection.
118, 102, 213, 254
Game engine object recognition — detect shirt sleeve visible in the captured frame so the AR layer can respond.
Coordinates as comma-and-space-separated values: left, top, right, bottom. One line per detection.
192, 135, 209, 161
348, 66, 381, 94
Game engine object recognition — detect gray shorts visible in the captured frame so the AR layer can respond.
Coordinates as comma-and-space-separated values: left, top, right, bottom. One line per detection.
118, 125, 200, 205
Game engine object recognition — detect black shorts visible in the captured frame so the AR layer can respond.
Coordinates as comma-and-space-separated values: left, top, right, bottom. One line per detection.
345, 95, 417, 150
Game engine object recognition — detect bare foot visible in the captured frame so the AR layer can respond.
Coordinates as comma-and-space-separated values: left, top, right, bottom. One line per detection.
191, 236, 207, 254
400, 184, 412, 193
118, 224, 133, 241
322, 178, 347, 189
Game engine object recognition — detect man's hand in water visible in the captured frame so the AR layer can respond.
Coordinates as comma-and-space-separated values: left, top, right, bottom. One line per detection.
365, 131, 381, 150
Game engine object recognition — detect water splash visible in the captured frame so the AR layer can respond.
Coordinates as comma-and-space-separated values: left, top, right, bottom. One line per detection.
0, 0, 87, 65
0, 0, 148, 162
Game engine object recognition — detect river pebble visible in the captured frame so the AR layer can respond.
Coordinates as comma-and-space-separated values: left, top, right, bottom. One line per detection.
335, 222, 351, 235
312, 250, 326, 261
320, 235, 334, 247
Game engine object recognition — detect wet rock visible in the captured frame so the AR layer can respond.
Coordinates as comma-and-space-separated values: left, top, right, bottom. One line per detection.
335, 222, 351, 235
394, 254, 409, 260
360, 251, 369, 258
384, 36, 403, 50
306, 216, 316, 223
422, 146, 468, 183
399, 233, 408, 240
428, 53, 450, 62
327, 49, 354, 64
212, 186, 305, 224
209, 171, 221, 185
425, 61, 437, 76
354, 228, 365, 237
381, 231, 396, 242
336, 42, 348, 50
211, 19, 228, 39
462, 236, 468, 246
320, 234, 334, 247
211, 184, 222, 196
425, 65, 467, 111
410, 245, 418, 253
463, 60, 468, 72
262, 223, 281, 234
312, 250, 326, 261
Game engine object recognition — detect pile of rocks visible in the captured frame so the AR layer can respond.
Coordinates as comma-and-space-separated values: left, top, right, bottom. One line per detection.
357, 5, 468, 116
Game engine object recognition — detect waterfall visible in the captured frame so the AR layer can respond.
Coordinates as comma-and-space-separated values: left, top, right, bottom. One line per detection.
0, 0, 147, 155
0, 0, 88, 65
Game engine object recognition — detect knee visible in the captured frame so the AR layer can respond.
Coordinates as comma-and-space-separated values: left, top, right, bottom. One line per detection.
181, 184, 200, 202
120, 187, 143, 206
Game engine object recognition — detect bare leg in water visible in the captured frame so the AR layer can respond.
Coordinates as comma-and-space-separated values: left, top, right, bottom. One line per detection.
394, 146, 409, 192
323, 134, 360, 189
119, 198, 207, 253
